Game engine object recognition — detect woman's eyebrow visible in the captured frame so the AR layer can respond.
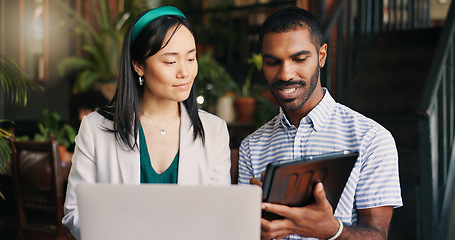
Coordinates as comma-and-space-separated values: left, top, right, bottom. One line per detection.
161, 48, 196, 56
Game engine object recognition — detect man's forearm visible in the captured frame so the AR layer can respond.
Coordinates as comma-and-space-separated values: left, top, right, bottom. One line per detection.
338, 225, 387, 240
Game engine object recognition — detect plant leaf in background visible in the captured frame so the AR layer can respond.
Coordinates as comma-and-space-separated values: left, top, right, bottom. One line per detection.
33, 109, 76, 149
52, 0, 134, 93
0, 54, 42, 106
0, 120, 14, 178
242, 53, 262, 98
0, 54, 43, 180
195, 49, 239, 111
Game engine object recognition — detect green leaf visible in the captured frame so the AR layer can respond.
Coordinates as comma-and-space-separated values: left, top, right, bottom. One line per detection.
0, 54, 43, 106
51, 0, 125, 93
74, 70, 102, 92
0, 138, 12, 175
32, 109, 76, 148
57, 57, 93, 76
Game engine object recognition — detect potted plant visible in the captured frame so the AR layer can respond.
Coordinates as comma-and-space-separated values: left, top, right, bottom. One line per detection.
33, 109, 76, 149
53, 0, 146, 99
234, 53, 262, 122
195, 49, 239, 114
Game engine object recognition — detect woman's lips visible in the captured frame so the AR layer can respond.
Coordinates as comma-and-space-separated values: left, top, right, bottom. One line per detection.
174, 82, 191, 90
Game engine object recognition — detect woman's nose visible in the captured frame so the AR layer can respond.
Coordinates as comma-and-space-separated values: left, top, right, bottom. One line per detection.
177, 62, 189, 79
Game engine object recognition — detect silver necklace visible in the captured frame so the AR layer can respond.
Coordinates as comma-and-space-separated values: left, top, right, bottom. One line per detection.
142, 113, 177, 135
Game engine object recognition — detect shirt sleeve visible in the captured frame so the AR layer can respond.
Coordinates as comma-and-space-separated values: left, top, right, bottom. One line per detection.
355, 127, 403, 209
238, 138, 255, 185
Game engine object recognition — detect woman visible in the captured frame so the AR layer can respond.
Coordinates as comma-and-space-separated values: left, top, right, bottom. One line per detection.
62, 6, 231, 239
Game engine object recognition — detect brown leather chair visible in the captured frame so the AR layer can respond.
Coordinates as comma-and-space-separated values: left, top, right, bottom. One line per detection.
11, 139, 74, 240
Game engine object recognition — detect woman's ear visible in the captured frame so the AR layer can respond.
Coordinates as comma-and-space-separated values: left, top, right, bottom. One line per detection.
132, 60, 144, 76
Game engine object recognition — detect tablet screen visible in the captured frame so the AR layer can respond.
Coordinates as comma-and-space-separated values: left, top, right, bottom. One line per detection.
261, 150, 358, 219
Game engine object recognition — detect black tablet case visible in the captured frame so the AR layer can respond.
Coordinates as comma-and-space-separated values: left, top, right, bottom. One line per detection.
262, 150, 358, 220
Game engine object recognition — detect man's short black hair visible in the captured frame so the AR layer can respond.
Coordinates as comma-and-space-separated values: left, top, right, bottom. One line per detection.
259, 7, 323, 51
69, 90, 109, 112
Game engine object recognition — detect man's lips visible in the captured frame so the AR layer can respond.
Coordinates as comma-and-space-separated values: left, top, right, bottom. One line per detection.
281, 87, 297, 94
271, 80, 305, 88
271, 80, 305, 97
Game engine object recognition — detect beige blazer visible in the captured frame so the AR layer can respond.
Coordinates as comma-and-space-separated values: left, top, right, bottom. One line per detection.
62, 104, 231, 239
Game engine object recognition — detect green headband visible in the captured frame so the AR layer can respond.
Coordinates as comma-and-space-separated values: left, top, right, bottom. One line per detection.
131, 6, 186, 44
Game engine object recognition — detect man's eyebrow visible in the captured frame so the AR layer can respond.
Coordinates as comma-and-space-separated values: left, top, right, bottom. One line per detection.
261, 54, 279, 60
262, 50, 312, 60
290, 50, 312, 58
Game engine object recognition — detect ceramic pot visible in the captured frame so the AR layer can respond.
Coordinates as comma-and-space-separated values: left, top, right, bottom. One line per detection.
234, 97, 256, 122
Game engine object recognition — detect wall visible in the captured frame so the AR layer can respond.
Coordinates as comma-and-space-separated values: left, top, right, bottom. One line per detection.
0, 0, 73, 126
431, 0, 452, 21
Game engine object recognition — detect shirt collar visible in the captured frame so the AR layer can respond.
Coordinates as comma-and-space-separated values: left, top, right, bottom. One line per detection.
279, 88, 336, 131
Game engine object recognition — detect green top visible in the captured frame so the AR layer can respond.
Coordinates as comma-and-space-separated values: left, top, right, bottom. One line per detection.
139, 122, 179, 183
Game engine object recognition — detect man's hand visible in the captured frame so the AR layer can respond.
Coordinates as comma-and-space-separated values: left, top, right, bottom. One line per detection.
260, 182, 394, 240
250, 177, 263, 187
260, 182, 339, 239
250, 172, 265, 187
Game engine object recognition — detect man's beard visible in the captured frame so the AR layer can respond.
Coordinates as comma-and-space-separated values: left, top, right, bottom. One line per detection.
269, 65, 319, 111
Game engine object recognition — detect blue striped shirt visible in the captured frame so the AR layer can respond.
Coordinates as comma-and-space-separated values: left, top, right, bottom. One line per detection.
238, 89, 403, 240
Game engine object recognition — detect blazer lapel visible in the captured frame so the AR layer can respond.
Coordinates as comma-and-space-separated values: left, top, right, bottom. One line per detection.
178, 103, 204, 185
116, 136, 141, 184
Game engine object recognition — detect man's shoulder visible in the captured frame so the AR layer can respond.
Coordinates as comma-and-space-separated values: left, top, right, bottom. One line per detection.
333, 103, 394, 143
335, 103, 385, 127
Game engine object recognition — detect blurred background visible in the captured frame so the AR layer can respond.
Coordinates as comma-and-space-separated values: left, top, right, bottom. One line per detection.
1, 0, 455, 240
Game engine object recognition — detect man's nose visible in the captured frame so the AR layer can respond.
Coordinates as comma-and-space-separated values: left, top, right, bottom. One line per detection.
277, 62, 295, 81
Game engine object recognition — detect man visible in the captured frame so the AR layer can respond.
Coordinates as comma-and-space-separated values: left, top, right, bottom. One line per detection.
238, 7, 402, 240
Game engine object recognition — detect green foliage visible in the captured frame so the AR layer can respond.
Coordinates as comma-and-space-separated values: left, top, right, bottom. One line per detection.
0, 120, 14, 176
195, 50, 239, 111
242, 53, 263, 97
53, 0, 147, 93
255, 95, 279, 128
0, 55, 43, 177
0, 54, 42, 106
33, 109, 76, 149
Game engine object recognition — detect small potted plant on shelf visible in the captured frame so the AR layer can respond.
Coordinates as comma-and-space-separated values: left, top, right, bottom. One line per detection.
32, 108, 76, 151
195, 49, 239, 115
54, 0, 147, 100
234, 53, 262, 123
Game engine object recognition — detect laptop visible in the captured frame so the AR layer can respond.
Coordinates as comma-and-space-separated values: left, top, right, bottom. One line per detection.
76, 184, 262, 240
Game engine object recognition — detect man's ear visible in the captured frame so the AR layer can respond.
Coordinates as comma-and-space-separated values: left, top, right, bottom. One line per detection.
319, 43, 328, 68
132, 60, 144, 76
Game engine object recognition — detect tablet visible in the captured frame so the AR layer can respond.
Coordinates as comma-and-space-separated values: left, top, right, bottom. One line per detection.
262, 150, 358, 220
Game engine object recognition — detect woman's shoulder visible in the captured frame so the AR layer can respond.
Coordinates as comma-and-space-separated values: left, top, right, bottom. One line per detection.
197, 109, 225, 124
80, 111, 113, 131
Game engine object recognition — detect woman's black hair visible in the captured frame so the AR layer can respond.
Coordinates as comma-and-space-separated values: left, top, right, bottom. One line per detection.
98, 9, 204, 150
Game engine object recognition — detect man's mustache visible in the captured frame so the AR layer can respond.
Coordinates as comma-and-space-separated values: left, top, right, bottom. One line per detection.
271, 80, 306, 88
